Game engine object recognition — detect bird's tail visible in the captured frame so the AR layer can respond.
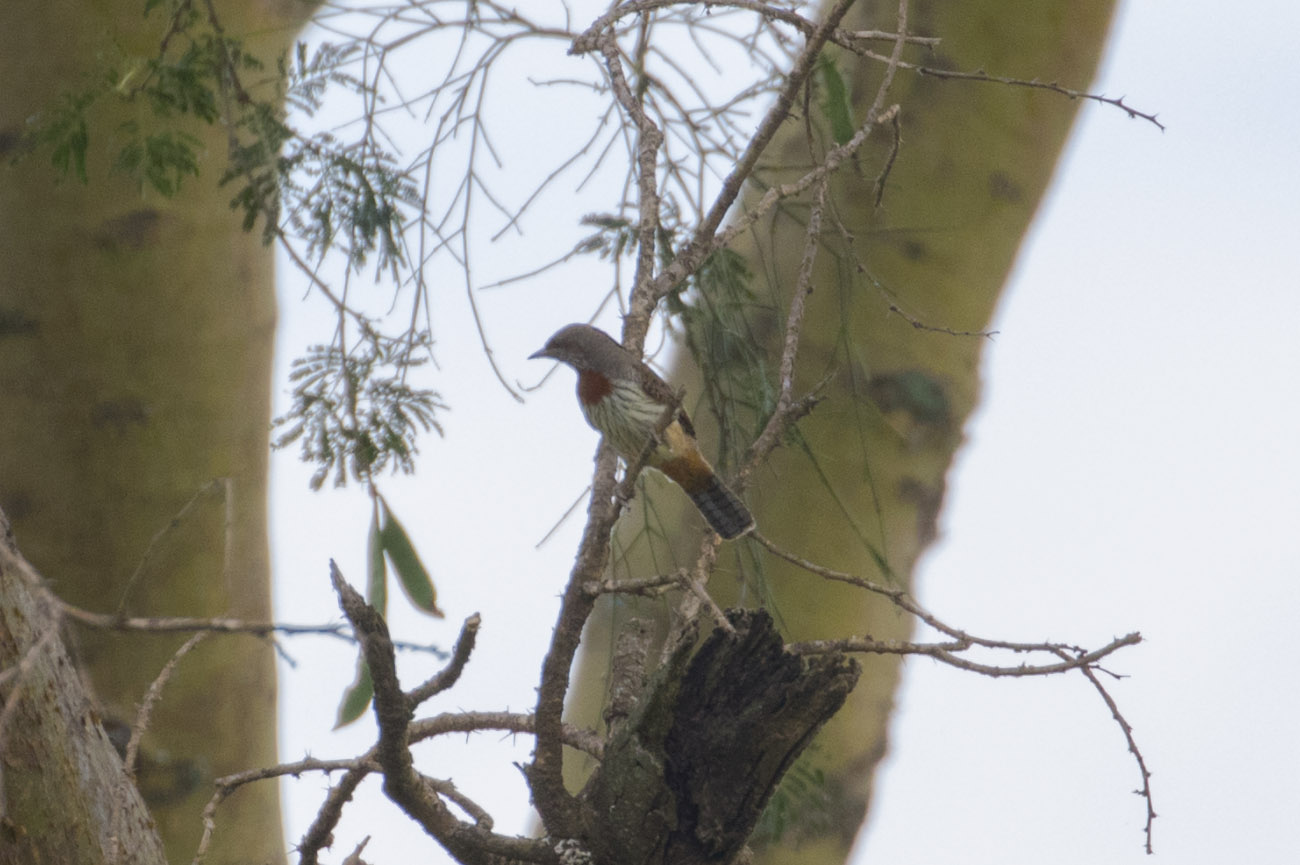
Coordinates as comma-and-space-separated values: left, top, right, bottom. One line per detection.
689, 475, 755, 540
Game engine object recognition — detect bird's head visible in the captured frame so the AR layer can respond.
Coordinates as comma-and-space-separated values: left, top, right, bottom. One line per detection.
529, 323, 622, 371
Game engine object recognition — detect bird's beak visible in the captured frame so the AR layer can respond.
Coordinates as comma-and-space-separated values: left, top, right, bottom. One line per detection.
528, 346, 550, 360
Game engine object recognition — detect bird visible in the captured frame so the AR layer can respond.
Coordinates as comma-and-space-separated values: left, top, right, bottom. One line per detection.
530, 323, 755, 539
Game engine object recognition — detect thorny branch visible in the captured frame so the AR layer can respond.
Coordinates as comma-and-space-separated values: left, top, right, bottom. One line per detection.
330, 562, 556, 865
750, 529, 1156, 852
1065, 649, 1159, 854
909, 60, 1164, 129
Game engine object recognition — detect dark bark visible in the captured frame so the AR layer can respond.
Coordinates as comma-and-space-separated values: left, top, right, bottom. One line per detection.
580, 610, 859, 865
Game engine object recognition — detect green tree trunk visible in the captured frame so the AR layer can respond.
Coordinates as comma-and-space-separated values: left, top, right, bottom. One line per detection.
0, 2, 314, 861
569, 2, 1120, 863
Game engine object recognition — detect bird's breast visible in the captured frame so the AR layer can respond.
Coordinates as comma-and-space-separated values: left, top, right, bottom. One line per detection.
582, 379, 675, 463
576, 369, 613, 406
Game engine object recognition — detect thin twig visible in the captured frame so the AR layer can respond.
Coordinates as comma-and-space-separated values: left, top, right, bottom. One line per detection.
752, 526, 1153, 849
1057, 647, 1158, 853
588, 24, 664, 350
675, 535, 731, 634
533, 483, 593, 549
297, 762, 373, 865
909, 62, 1165, 130
642, 0, 862, 311
873, 108, 901, 207
125, 632, 210, 778
583, 569, 687, 597
115, 480, 226, 615
193, 757, 378, 865
735, 171, 831, 488
56, 600, 446, 655
789, 633, 1141, 677
751, 529, 1136, 656
733, 4, 912, 486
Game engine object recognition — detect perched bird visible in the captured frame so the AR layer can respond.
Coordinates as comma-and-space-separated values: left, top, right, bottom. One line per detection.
531, 323, 755, 539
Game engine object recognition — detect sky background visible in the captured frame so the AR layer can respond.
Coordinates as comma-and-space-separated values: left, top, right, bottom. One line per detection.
269, 2, 1300, 863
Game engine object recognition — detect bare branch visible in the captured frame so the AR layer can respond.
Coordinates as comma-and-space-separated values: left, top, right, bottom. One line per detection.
735, 171, 832, 486
582, 23, 665, 350
530, 391, 687, 833
195, 757, 378, 865
56, 600, 445, 655
407, 613, 481, 706
298, 762, 373, 865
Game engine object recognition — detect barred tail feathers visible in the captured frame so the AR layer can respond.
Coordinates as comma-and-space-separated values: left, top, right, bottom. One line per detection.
654, 428, 754, 540
688, 474, 755, 540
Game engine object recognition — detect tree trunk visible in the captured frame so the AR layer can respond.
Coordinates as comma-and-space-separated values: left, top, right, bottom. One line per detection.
1, 507, 168, 865
0, 2, 315, 861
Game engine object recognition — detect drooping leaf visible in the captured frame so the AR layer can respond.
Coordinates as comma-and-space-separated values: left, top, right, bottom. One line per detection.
817, 53, 855, 145
380, 502, 443, 617
333, 654, 373, 729
367, 505, 387, 614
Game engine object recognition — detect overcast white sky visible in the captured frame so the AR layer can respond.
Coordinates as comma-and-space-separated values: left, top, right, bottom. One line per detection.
270, 2, 1300, 863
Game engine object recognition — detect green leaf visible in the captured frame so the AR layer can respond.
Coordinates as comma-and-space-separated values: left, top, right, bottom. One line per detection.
40, 91, 95, 184
817, 54, 855, 145
367, 505, 387, 614
270, 336, 444, 488
333, 654, 373, 728
380, 503, 443, 617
